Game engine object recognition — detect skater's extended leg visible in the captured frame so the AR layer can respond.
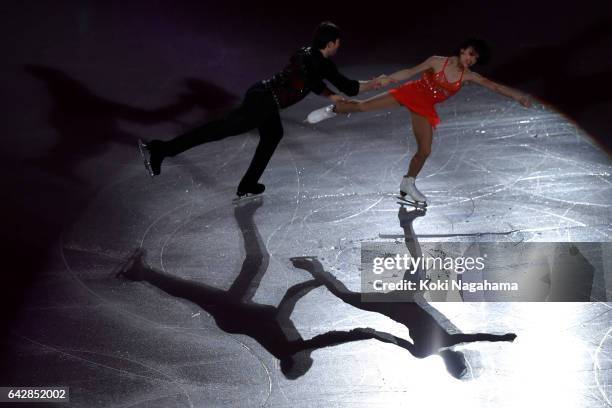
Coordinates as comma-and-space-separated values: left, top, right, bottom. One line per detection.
163, 107, 258, 156
118, 250, 230, 306
335, 91, 399, 113
305, 92, 398, 124
237, 111, 284, 194
144, 84, 276, 175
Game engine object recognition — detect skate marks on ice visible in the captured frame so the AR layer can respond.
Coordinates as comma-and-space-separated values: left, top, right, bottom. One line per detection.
18, 66, 612, 406
411, 91, 612, 240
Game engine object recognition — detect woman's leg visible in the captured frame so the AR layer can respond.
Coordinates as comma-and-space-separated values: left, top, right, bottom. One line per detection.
334, 91, 399, 114
406, 112, 433, 177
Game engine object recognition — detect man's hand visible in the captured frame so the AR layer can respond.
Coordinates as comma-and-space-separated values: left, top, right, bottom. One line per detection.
359, 75, 396, 93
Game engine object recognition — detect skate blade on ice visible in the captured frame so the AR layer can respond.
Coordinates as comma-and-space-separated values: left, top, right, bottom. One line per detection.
138, 139, 154, 178
232, 193, 264, 205
396, 195, 427, 209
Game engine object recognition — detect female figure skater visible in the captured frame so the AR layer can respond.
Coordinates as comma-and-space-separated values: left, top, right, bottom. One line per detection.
306, 38, 532, 206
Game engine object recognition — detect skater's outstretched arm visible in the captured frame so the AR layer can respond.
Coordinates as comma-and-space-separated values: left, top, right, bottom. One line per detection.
442, 332, 517, 348
465, 71, 532, 107
348, 328, 416, 353
314, 59, 385, 100
385, 56, 437, 84
289, 328, 382, 354
290, 257, 361, 306
324, 65, 368, 96
276, 279, 322, 322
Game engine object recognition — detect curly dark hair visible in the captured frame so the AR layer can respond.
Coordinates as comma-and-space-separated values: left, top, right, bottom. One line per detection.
455, 37, 491, 66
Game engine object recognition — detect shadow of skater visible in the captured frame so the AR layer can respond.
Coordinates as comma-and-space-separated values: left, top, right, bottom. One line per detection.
183, 77, 238, 115
24, 65, 223, 183
399, 204, 428, 283
291, 205, 517, 378
117, 197, 382, 379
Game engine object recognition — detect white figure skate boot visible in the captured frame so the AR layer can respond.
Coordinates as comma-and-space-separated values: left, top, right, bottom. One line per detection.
305, 105, 337, 124
399, 176, 427, 207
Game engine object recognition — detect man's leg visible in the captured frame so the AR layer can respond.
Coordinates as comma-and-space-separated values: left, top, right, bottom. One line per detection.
161, 109, 255, 157
146, 85, 274, 175
237, 110, 284, 192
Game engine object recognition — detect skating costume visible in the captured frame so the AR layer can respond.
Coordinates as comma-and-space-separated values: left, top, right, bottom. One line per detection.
153, 47, 359, 190
263, 47, 360, 109
389, 58, 464, 128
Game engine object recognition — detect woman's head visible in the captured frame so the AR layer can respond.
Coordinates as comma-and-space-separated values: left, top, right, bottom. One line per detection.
455, 38, 490, 67
280, 354, 314, 379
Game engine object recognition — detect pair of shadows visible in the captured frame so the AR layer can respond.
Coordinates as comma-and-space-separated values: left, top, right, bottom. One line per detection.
118, 199, 515, 379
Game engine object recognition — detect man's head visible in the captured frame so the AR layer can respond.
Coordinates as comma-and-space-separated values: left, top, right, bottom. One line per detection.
313, 21, 341, 57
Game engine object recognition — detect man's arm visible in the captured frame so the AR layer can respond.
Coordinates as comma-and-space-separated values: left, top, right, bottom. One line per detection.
317, 83, 378, 103
323, 58, 388, 97
358, 78, 386, 93
312, 60, 382, 101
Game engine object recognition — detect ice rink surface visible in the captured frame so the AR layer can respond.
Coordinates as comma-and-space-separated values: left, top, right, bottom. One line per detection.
3, 77, 611, 406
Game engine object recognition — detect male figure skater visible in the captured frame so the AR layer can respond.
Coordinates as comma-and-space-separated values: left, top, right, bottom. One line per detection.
140, 21, 383, 198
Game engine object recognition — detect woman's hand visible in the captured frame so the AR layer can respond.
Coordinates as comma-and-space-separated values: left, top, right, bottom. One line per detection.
329, 94, 347, 104
374, 74, 396, 88
517, 94, 532, 108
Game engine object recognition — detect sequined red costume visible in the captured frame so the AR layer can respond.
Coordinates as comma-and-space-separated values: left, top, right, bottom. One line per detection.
389, 57, 464, 128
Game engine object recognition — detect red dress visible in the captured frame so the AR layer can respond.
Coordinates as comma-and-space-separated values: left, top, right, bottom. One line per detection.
389, 57, 464, 128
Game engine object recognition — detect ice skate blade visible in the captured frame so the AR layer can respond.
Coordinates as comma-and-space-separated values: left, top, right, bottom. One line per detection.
232, 193, 264, 205
396, 195, 427, 209
138, 139, 154, 178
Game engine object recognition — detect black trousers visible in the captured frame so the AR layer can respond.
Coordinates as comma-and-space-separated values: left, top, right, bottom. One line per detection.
163, 82, 283, 187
